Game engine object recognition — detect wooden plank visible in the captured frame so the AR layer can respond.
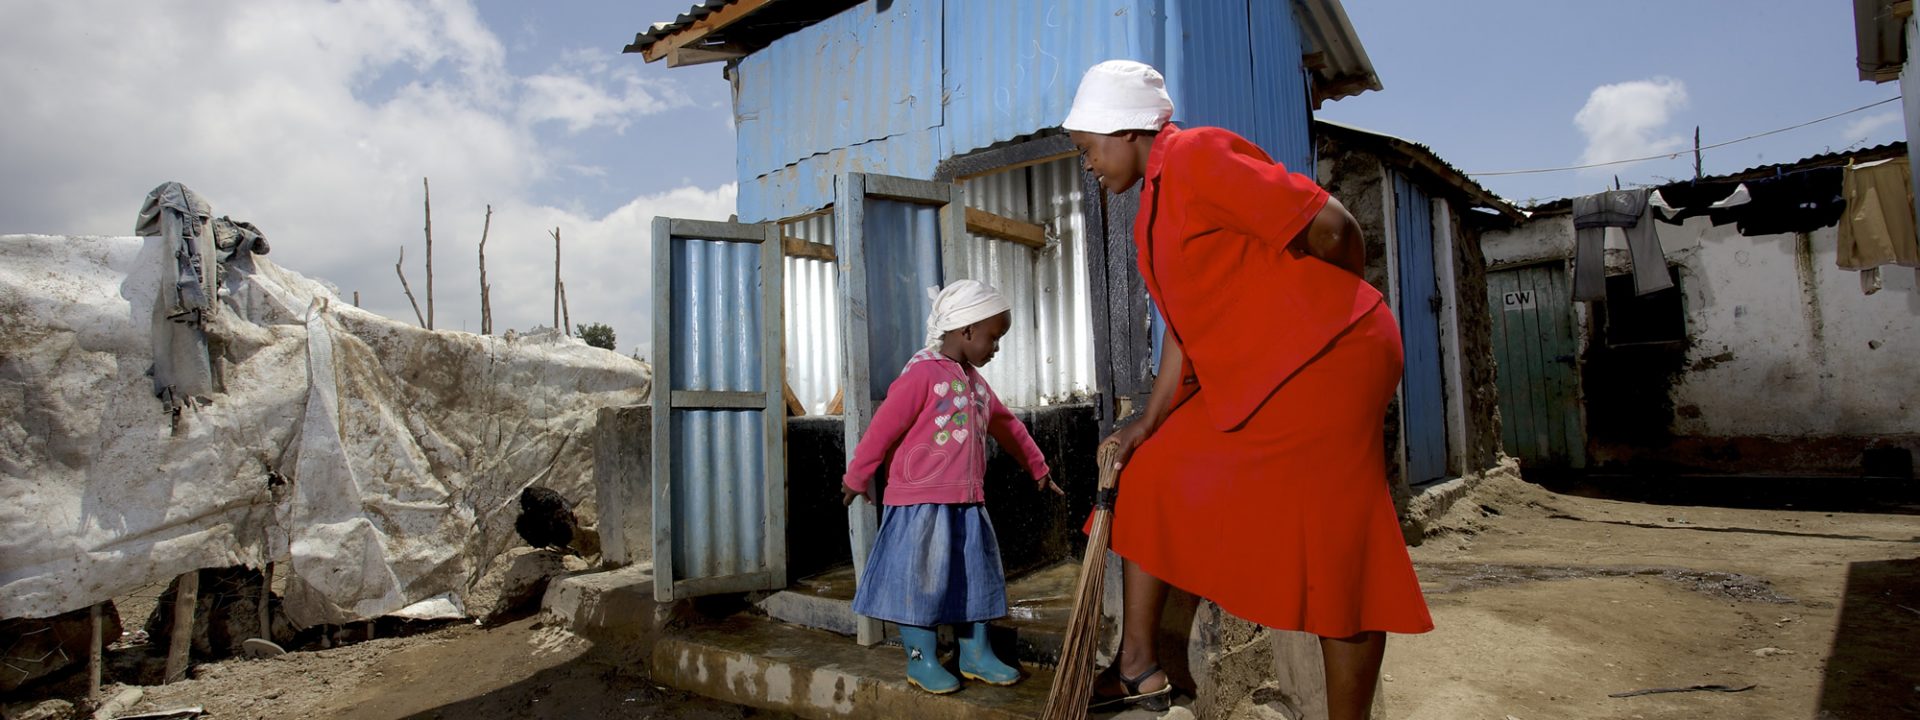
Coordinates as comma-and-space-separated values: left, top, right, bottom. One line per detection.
651, 217, 677, 602
666, 44, 748, 68
825, 387, 844, 415
782, 380, 806, 417
669, 218, 766, 244
759, 222, 788, 590
671, 390, 766, 409
964, 206, 1047, 250
782, 236, 837, 263
951, 150, 1078, 182
835, 173, 885, 646
672, 571, 777, 599
864, 174, 952, 205
89, 603, 102, 699
640, 0, 776, 62
165, 571, 198, 683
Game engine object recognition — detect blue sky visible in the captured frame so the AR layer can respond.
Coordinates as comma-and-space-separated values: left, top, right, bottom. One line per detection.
1319, 1, 1905, 205
0, 1, 1905, 355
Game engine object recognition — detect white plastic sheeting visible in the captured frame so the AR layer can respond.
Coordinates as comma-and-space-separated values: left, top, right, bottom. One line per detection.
0, 234, 649, 622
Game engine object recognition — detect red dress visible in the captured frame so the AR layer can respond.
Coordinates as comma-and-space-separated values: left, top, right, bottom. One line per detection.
1104, 125, 1433, 637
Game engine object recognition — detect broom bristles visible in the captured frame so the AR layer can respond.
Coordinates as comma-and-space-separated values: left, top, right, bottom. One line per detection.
1042, 443, 1123, 720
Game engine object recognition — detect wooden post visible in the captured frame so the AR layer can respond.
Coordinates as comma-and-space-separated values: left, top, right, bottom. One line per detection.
552, 227, 562, 334
396, 247, 425, 327
352, 291, 360, 308
165, 571, 198, 683
1693, 126, 1703, 181
423, 177, 434, 331
258, 562, 273, 640
89, 602, 103, 699
479, 205, 493, 335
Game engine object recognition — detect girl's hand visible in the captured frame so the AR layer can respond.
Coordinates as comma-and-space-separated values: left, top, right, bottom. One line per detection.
1101, 420, 1154, 473
841, 483, 875, 507
1036, 473, 1065, 496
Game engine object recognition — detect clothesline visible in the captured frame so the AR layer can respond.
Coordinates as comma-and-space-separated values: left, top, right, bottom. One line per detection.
1467, 97, 1902, 177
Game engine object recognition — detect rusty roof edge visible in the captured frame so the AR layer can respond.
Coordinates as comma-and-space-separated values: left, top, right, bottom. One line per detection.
1853, 0, 1910, 81
1295, 0, 1383, 107
1316, 119, 1524, 222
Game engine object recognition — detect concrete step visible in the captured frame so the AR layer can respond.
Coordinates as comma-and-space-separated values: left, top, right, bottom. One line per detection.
756, 560, 1081, 665
654, 613, 1056, 720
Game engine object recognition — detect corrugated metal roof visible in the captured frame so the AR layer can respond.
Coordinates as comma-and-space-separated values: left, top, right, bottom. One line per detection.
1293, 0, 1382, 107
1316, 119, 1524, 221
629, 0, 1382, 109
1518, 141, 1908, 216
1853, 0, 1910, 83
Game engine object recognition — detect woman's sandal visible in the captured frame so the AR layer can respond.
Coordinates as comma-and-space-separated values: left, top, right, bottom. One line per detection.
1088, 663, 1174, 712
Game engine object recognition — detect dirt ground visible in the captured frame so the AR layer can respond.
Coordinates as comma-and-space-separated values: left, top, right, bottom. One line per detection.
1383, 468, 1920, 720
9, 469, 1914, 720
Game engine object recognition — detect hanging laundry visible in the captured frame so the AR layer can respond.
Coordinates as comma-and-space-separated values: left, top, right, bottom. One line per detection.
1732, 167, 1845, 237
1837, 159, 1919, 295
134, 181, 219, 416
1571, 188, 1672, 302
1650, 181, 1745, 226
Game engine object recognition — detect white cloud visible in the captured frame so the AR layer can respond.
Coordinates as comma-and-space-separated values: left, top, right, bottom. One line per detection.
1840, 111, 1902, 146
0, 0, 731, 354
520, 47, 688, 133
1573, 77, 1690, 169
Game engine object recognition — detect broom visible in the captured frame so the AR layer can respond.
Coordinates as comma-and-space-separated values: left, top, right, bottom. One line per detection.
1041, 441, 1124, 720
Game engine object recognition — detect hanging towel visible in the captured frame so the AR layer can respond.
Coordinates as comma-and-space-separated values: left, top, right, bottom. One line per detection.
1837, 160, 1919, 297
1571, 188, 1672, 301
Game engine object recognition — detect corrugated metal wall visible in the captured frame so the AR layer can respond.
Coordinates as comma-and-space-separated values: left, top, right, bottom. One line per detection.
953, 157, 1096, 405
732, 0, 1313, 222
940, 0, 1163, 165
668, 238, 768, 579
782, 213, 840, 414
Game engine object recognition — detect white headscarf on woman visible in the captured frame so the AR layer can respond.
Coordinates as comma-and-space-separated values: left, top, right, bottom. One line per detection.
1062, 59, 1174, 135
924, 280, 1011, 348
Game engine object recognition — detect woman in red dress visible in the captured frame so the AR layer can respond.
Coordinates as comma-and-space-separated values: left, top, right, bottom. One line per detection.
1063, 60, 1432, 718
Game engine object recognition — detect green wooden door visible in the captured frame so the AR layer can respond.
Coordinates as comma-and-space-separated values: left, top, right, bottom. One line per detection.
1487, 263, 1585, 469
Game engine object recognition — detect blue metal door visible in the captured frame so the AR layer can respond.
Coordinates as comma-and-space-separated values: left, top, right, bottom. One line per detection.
1393, 172, 1449, 484
650, 218, 787, 602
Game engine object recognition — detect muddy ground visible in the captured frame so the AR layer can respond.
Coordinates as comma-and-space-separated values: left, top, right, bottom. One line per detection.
7, 468, 1915, 719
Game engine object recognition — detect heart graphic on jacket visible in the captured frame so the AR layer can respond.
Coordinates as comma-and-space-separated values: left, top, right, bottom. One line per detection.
895, 442, 954, 484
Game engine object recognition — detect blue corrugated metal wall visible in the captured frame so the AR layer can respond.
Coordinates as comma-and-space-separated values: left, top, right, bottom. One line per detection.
668, 238, 768, 579
731, 0, 1313, 221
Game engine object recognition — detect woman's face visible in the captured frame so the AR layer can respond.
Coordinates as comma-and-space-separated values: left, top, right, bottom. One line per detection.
1071, 130, 1146, 195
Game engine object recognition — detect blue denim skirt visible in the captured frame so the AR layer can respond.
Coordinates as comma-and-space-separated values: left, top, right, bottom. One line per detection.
850, 503, 1008, 627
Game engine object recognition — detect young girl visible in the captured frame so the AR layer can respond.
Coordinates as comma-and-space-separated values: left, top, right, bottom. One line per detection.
841, 279, 1062, 695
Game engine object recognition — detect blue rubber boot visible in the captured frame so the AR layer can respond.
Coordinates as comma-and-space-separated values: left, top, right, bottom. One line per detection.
898, 624, 960, 694
956, 621, 1021, 686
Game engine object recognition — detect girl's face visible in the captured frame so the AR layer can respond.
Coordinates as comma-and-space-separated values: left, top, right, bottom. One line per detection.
1070, 130, 1147, 194
954, 311, 1012, 367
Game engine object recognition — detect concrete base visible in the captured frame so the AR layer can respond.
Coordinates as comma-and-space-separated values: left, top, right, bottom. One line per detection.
654, 614, 1055, 720
756, 561, 1084, 665
539, 563, 674, 667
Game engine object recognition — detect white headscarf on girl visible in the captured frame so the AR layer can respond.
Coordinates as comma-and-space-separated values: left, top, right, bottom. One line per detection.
924, 280, 1010, 348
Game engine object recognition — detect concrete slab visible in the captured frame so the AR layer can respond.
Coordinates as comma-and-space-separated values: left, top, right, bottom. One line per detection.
539, 563, 673, 657
654, 614, 1056, 720
758, 561, 1079, 664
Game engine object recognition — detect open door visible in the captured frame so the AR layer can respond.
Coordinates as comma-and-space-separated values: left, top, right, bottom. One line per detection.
834, 173, 963, 645
650, 217, 787, 602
